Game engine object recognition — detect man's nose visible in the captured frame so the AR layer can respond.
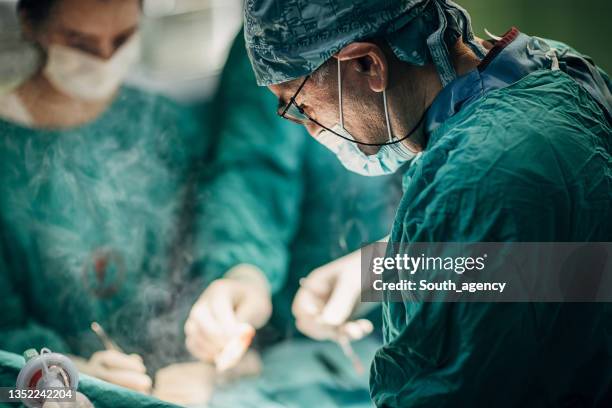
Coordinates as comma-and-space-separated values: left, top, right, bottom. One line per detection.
305, 121, 322, 138
95, 42, 119, 60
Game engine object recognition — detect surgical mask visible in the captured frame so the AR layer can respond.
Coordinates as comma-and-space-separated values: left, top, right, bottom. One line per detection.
43, 33, 140, 101
315, 59, 419, 176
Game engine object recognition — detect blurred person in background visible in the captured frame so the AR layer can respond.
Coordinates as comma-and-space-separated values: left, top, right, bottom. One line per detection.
0, 0, 400, 400
0, 0, 399, 399
0, 0, 207, 393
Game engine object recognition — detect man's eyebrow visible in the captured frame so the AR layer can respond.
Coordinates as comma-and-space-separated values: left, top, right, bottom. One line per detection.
63, 28, 97, 43
114, 25, 138, 42
276, 76, 309, 113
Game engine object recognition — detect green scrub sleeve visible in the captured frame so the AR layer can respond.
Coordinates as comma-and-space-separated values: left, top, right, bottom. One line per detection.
192, 31, 307, 293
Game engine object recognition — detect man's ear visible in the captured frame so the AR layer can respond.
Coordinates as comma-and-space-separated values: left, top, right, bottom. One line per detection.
335, 42, 388, 92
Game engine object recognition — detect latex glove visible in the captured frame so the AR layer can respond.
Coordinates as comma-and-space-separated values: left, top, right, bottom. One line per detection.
42, 392, 94, 408
292, 247, 376, 342
153, 352, 261, 405
153, 362, 215, 406
185, 264, 272, 370
72, 350, 152, 393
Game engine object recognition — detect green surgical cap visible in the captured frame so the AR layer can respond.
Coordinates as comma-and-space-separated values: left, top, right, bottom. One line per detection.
244, 0, 487, 86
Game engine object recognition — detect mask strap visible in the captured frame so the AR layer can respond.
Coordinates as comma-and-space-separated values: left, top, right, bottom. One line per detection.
339, 57, 395, 143
383, 89, 393, 142
337, 58, 345, 128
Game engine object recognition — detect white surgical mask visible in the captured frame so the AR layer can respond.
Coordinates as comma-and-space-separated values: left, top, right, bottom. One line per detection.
43, 33, 140, 101
316, 59, 418, 176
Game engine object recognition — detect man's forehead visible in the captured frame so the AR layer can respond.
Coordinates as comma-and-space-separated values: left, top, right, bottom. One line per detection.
269, 77, 308, 106
270, 78, 303, 95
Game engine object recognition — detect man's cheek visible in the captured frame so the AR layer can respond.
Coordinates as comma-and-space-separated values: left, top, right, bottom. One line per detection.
308, 106, 337, 128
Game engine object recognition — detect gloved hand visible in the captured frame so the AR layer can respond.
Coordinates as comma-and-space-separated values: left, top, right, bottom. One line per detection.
185, 264, 272, 369
292, 248, 375, 342
71, 350, 152, 393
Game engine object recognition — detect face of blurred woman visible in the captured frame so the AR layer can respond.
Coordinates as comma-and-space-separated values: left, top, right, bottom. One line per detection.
22, 0, 141, 101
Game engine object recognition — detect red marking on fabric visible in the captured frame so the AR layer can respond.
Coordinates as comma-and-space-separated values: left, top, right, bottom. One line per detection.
478, 27, 520, 72
94, 256, 107, 282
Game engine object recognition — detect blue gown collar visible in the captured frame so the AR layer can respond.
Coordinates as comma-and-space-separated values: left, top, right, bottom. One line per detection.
423, 27, 559, 138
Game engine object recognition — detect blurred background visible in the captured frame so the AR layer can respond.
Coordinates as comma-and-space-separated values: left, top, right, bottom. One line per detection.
461, 0, 611, 72
1, 0, 610, 103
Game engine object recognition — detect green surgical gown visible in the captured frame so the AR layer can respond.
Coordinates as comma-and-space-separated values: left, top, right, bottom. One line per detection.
370, 62, 612, 406
194, 31, 400, 333
0, 87, 208, 372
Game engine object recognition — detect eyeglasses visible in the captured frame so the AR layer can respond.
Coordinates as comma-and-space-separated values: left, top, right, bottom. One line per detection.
277, 75, 311, 125
275, 60, 427, 148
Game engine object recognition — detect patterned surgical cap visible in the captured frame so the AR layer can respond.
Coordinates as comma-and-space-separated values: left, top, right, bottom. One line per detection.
244, 0, 487, 86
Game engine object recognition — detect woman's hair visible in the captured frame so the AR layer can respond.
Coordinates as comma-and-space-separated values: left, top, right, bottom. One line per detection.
17, 0, 57, 26
17, 0, 143, 26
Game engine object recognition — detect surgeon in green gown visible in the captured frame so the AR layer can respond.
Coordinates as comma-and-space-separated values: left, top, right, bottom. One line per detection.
0, 0, 207, 394
242, 0, 612, 406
